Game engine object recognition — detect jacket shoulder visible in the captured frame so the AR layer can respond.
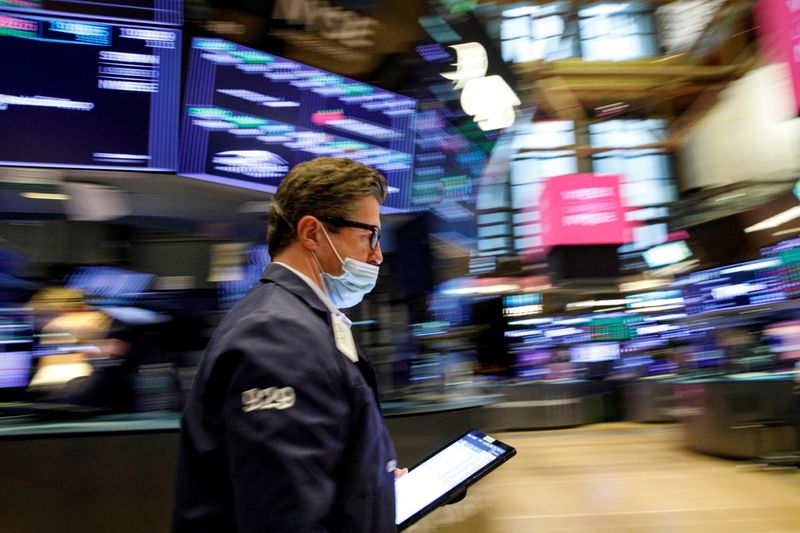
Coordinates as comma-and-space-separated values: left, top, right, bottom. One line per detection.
201, 281, 347, 384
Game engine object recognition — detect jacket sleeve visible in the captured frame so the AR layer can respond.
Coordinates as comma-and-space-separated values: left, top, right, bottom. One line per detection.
220, 314, 350, 533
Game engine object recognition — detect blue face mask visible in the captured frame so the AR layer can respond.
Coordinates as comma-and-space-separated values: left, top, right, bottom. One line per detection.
315, 225, 379, 309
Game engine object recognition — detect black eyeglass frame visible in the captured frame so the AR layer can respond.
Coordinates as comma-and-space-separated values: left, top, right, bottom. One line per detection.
316, 215, 381, 250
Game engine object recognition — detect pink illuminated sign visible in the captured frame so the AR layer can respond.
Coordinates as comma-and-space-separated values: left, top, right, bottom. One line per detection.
539, 174, 630, 247
754, 0, 800, 114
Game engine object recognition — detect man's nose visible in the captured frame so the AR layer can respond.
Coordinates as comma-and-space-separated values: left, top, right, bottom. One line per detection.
369, 243, 383, 266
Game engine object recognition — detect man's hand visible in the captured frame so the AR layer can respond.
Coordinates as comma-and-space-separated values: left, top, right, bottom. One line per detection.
394, 468, 408, 479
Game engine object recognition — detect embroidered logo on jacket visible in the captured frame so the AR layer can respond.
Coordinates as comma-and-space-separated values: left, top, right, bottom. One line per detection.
241, 386, 296, 412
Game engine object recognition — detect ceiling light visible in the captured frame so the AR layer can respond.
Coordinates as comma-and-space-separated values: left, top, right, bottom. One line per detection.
772, 226, 800, 237
744, 206, 800, 233
20, 192, 70, 201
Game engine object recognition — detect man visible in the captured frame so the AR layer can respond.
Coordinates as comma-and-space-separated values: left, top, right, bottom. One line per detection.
174, 157, 400, 532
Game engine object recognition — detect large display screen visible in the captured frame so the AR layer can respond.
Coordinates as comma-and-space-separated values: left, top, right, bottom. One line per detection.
505, 314, 641, 345
674, 258, 786, 315
0, 12, 181, 170
411, 108, 486, 209
539, 173, 632, 247
761, 237, 800, 298
180, 38, 417, 210
754, 0, 800, 114
0, 0, 182, 26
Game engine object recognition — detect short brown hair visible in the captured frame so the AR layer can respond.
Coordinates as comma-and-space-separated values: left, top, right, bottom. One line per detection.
267, 157, 388, 256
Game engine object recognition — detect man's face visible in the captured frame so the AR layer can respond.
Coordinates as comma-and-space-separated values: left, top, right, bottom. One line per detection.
318, 195, 383, 275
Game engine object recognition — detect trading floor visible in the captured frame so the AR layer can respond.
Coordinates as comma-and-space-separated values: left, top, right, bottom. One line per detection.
408, 423, 800, 533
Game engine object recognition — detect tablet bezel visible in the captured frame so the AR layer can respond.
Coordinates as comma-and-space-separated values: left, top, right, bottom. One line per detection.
396, 428, 517, 531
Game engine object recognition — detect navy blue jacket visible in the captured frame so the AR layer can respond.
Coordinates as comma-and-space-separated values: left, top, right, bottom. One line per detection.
173, 264, 397, 532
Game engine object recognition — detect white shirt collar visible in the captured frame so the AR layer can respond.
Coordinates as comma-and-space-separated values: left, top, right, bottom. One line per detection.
273, 262, 352, 328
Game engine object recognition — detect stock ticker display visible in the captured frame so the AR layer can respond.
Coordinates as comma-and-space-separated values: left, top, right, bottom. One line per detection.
0, 12, 181, 170
0, 0, 182, 26
180, 38, 417, 210
412, 108, 487, 210
675, 258, 787, 315
778, 247, 800, 298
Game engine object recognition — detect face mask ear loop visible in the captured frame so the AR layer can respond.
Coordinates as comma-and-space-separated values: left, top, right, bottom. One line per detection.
318, 222, 345, 266
309, 249, 325, 275
309, 250, 337, 301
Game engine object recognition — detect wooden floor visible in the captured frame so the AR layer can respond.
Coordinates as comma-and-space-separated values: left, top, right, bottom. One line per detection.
407, 423, 800, 533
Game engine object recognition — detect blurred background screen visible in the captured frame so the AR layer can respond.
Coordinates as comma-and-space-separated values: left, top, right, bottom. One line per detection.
0, 12, 181, 170
0, 0, 183, 26
179, 37, 417, 210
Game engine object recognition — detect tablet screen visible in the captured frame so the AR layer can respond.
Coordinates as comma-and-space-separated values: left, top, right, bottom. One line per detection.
395, 429, 516, 529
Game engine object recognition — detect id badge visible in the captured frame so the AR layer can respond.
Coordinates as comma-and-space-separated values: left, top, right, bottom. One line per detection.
331, 314, 358, 362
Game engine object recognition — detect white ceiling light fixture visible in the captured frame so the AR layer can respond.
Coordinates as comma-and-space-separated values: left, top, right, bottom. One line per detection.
460, 75, 521, 131
20, 192, 70, 201
772, 226, 800, 237
744, 205, 800, 233
441, 42, 521, 131
441, 42, 488, 90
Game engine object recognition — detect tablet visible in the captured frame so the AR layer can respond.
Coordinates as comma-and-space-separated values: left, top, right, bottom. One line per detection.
394, 429, 516, 530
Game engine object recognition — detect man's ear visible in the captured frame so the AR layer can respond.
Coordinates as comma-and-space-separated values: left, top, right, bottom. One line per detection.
296, 215, 320, 252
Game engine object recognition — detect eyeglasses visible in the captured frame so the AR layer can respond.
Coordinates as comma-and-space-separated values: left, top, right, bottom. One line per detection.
316, 215, 381, 250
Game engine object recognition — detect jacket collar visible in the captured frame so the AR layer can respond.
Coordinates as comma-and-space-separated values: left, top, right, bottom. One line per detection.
260, 263, 329, 315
